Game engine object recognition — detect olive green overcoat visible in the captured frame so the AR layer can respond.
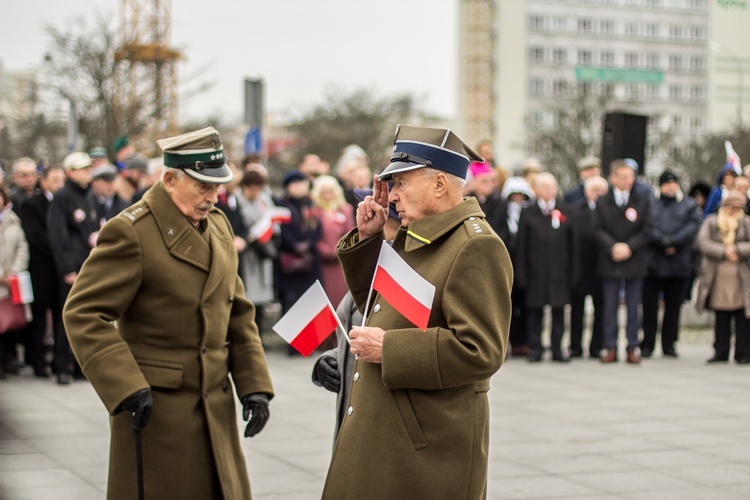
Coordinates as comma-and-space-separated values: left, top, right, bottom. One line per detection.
323, 198, 512, 499
64, 182, 273, 500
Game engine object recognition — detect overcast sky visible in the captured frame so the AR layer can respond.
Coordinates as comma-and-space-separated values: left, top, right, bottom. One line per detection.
1, 0, 458, 124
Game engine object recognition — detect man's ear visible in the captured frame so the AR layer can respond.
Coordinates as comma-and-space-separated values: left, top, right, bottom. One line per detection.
434, 172, 448, 197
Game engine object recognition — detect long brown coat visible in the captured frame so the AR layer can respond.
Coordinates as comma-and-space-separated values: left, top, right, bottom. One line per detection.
694, 213, 750, 316
324, 198, 512, 499
63, 182, 274, 500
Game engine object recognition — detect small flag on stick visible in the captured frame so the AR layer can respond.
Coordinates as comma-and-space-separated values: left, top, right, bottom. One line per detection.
250, 207, 292, 244
272, 280, 344, 357
8, 272, 34, 305
367, 241, 435, 331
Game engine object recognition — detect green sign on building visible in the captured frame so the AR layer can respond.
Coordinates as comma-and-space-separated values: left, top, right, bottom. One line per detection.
574, 67, 664, 84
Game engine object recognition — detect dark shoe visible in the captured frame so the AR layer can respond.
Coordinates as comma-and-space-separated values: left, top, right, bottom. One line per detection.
34, 369, 51, 378
527, 351, 543, 363
56, 373, 72, 385
640, 348, 653, 358
72, 372, 87, 381
735, 358, 750, 364
600, 349, 617, 363
706, 355, 729, 364
663, 349, 679, 358
569, 348, 583, 358
511, 345, 530, 357
626, 349, 641, 364
552, 354, 570, 363
588, 351, 601, 359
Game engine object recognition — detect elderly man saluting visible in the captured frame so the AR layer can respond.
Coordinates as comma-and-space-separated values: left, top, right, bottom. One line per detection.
323, 125, 513, 499
63, 127, 273, 499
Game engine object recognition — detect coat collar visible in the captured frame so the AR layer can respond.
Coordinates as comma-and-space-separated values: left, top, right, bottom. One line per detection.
401, 197, 486, 252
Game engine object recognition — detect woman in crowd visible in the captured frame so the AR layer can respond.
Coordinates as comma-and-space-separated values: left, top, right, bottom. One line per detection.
695, 190, 750, 364
0, 185, 30, 378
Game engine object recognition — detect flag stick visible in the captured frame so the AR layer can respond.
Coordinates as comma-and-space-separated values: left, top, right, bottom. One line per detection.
318, 280, 351, 344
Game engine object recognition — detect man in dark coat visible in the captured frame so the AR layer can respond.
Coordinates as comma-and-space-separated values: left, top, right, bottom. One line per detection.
564, 155, 601, 204
594, 159, 653, 364
18, 166, 67, 377
324, 125, 512, 499
48, 152, 99, 384
516, 172, 579, 362
641, 170, 701, 358
64, 127, 273, 499
8, 157, 39, 214
89, 165, 129, 224
569, 175, 608, 358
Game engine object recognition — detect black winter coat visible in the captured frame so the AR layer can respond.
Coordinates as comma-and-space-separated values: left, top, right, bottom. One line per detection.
570, 199, 602, 296
594, 188, 652, 279
515, 202, 579, 308
647, 194, 701, 278
19, 193, 58, 306
48, 181, 99, 277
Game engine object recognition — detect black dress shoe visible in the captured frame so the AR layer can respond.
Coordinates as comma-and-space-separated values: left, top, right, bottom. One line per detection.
663, 349, 679, 358
706, 355, 729, 364
735, 358, 750, 364
552, 355, 570, 363
569, 348, 583, 358
527, 351, 543, 363
640, 348, 653, 358
56, 373, 72, 385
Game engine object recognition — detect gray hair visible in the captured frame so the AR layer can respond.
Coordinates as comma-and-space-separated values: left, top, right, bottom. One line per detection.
161, 166, 185, 181
584, 175, 608, 192
423, 167, 467, 189
532, 171, 558, 189
11, 157, 36, 173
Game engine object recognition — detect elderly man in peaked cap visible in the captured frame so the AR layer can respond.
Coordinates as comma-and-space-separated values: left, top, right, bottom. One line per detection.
322, 125, 513, 499
63, 127, 274, 499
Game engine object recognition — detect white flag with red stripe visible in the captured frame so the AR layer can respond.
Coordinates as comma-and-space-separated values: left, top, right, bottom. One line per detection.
250, 207, 292, 244
371, 241, 435, 331
272, 280, 342, 357
8, 271, 34, 305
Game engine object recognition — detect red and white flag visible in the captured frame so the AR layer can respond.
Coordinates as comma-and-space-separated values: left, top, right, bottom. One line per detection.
371, 241, 435, 331
8, 271, 34, 305
250, 207, 292, 244
272, 280, 342, 357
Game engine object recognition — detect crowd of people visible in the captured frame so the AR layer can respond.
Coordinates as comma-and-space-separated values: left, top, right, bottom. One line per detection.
1, 135, 749, 387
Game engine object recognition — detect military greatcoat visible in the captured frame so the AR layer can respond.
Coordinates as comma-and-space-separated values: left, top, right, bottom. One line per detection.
63, 182, 274, 500
323, 198, 512, 499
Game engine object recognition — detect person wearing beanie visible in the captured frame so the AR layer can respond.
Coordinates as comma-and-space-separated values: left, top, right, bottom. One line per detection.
467, 161, 505, 236
112, 136, 134, 171
641, 169, 701, 359
695, 190, 750, 364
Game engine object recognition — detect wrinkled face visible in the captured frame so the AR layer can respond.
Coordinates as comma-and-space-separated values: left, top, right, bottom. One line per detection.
660, 180, 680, 198
585, 182, 608, 203
165, 172, 220, 224
534, 178, 558, 203
610, 166, 635, 192
41, 169, 66, 195
13, 161, 38, 192
388, 169, 438, 227
68, 166, 93, 187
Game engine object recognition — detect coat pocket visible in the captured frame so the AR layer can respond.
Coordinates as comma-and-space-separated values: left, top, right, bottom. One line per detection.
137, 359, 183, 390
393, 389, 427, 450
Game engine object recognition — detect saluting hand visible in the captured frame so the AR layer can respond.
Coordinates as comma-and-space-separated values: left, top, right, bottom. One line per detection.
357, 175, 389, 240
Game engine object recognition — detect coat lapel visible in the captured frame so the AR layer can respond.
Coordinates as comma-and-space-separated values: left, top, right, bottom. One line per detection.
202, 213, 232, 300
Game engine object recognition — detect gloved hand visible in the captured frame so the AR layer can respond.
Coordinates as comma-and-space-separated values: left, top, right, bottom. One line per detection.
119, 388, 153, 432
241, 393, 270, 438
313, 355, 341, 393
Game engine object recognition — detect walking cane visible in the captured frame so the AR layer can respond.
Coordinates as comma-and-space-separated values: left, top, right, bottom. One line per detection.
134, 428, 145, 500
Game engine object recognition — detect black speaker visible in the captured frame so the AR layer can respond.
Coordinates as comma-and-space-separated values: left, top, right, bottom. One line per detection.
601, 112, 648, 177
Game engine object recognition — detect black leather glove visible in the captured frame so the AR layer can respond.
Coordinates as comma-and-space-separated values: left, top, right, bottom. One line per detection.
313, 355, 341, 393
241, 393, 270, 438
119, 388, 153, 432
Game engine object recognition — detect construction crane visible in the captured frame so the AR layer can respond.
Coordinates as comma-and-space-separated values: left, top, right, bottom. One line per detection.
115, 0, 181, 146
459, 0, 495, 147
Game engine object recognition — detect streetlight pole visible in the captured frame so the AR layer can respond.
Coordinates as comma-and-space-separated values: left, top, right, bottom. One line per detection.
710, 42, 744, 129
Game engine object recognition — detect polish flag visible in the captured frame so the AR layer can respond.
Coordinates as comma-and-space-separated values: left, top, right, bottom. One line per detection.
8, 271, 34, 305
249, 207, 292, 244
272, 280, 341, 357
269, 206, 292, 225
371, 241, 435, 331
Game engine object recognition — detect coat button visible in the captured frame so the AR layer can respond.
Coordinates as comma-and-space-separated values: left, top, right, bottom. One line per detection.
229, 296, 234, 303
353, 372, 359, 382
373, 304, 381, 313
347, 406, 353, 416
204, 392, 209, 399
202, 346, 207, 354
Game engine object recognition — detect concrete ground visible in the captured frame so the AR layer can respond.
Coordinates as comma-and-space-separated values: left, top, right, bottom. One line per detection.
1, 331, 749, 499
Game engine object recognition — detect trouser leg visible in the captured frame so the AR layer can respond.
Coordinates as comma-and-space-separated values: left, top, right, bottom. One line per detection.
732, 309, 750, 361
624, 278, 643, 350
526, 307, 544, 356
660, 278, 685, 353
602, 279, 620, 350
713, 311, 731, 358
590, 291, 604, 356
640, 276, 659, 352
550, 307, 565, 357
569, 291, 585, 354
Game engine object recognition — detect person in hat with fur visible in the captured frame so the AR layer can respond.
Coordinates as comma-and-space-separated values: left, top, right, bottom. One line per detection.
63, 127, 274, 499
322, 125, 513, 498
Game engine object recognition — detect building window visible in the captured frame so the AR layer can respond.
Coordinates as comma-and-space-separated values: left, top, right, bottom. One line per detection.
646, 84, 661, 99
688, 0, 706, 10
577, 49, 593, 66
601, 50, 615, 67
529, 47, 545, 63
669, 54, 683, 71
625, 52, 639, 67
553, 80, 569, 97
552, 16, 567, 32
530, 15, 545, 31
690, 116, 704, 131
690, 56, 705, 71
690, 26, 705, 41
578, 18, 593, 34
553, 48, 568, 65
529, 109, 546, 127
669, 85, 683, 100
530, 78, 545, 96
646, 53, 660, 69
601, 19, 615, 36
625, 83, 640, 99
672, 115, 682, 129
646, 23, 659, 39
690, 85, 705, 101
625, 22, 639, 38
669, 25, 683, 40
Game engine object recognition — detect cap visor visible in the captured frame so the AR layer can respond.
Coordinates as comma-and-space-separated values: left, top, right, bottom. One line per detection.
183, 163, 234, 184
377, 162, 426, 181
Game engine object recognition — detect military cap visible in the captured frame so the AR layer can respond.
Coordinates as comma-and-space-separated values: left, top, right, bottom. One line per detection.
577, 155, 601, 171
89, 146, 109, 159
125, 154, 149, 172
63, 152, 92, 170
112, 136, 130, 155
156, 126, 232, 184
378, 125, 483, 181
92, 164, 119, 182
